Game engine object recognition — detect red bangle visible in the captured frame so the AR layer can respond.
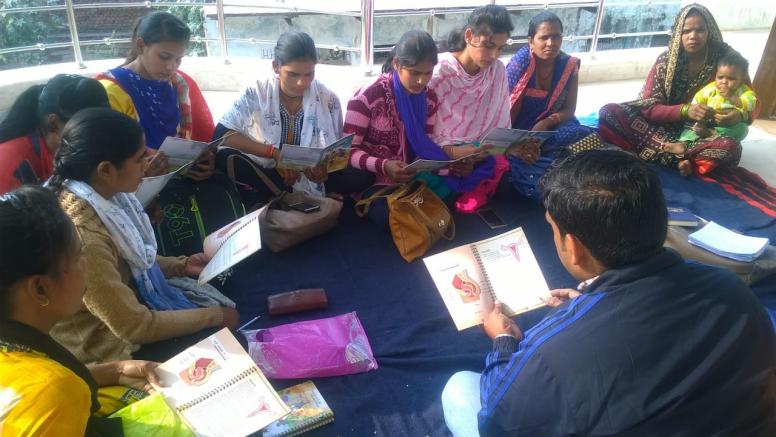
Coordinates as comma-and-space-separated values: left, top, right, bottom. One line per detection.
265, 144, 275, 158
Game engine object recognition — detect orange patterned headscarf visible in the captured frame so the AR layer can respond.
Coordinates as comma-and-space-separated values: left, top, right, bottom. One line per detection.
629, 3, 729, 108
663, 3, 724, 101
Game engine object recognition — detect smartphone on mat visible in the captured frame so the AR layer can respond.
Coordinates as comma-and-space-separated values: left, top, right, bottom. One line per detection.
477, 208, 507, 229
287, 201, 321, 213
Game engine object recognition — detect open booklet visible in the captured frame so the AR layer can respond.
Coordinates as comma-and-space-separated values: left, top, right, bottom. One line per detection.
423, 227, 550, 331
151, 328, 290, 437
277, 134, 354, 173
478, 127, 556, 155
134, 162, 190, 207
405, 152, 481, 173
197, 205, 267, 285
135, 135, 231, 207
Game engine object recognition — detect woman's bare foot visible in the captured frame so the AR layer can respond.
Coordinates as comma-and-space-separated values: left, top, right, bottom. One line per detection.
661, 142, 687, 155
678, 160, 693, 177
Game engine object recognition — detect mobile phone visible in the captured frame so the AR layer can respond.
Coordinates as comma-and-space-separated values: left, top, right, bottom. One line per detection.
477, 208, 507, 229
287, 201, 321, 213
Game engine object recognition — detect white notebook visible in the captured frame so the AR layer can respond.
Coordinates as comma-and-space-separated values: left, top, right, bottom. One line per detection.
688, 221, 768, 262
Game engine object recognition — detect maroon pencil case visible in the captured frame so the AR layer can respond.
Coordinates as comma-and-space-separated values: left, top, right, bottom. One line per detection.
267, 288, 328, 316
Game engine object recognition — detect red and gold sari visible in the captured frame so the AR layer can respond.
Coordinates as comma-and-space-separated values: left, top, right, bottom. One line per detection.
598, 4, 751, 173
599, 4, 776, 216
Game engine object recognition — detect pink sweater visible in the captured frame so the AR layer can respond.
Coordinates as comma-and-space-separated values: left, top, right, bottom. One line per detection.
344, 73, 440, 185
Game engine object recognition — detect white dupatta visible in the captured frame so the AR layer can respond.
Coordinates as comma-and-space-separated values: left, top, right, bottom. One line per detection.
219, 75, 344, 196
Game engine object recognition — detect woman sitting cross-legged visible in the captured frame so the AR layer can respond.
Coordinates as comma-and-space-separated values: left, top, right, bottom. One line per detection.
0, 185, 163, 436
47, 108, 239, 364
505, 11, 600, 201
427, 4, 516, 212
345, 29, 494, 214
215, 31, 371, 205
98, 11, 216, 180
598, 4, 754, 177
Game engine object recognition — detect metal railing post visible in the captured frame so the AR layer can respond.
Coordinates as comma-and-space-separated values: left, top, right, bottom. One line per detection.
427, 9, 435, 39
216, 0, 230, 64
64, 0, 85, 68
589, 0, 606, 59
360, 0, 374, 75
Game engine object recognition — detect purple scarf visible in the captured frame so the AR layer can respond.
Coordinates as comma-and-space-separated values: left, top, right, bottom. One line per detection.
110, 67, 180, 150
391, 72, 493, 193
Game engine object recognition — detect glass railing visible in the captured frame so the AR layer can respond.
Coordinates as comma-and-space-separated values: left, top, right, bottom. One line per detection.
0, 0, 681, 72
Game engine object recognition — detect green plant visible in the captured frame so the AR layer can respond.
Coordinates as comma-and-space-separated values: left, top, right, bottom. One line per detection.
162, 3, 207, 57
0, 0, 207, 70
0, 0, 68, 68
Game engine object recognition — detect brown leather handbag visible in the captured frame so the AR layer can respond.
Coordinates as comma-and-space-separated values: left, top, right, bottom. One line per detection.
225, 151, 342, 252
355, 180, 455, 262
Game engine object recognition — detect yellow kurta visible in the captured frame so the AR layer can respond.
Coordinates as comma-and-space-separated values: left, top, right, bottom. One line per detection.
99, 78, 140, 121
0, 348, 91, 436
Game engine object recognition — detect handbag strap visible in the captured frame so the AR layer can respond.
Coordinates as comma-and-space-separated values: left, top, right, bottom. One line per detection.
225, 149, 284, 197
354, 184, 408, 217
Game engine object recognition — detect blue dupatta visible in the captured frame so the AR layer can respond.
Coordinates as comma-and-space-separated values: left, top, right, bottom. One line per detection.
391, 73, 494, 193
109, 67, 180, 150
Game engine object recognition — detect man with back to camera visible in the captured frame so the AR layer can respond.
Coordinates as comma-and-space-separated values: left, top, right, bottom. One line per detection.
441, 150, 776, 436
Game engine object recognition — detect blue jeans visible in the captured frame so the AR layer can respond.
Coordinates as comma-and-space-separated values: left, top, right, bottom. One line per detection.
441, 371, 482, 437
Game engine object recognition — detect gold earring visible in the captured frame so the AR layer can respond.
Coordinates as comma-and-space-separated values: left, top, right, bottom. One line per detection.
40, 297, 50, 307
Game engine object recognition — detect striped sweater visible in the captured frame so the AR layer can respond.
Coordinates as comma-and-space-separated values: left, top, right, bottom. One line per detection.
344, 73, 439, 185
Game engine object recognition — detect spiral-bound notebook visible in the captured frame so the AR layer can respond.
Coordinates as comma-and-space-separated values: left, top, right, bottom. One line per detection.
262, 381, 334, 437
151, 328, 290, 436
198, 205, 268, 285
423, 228, 550, 330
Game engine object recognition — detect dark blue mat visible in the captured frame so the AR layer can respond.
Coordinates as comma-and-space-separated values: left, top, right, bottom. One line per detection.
219, 192, 568, 436
655, 164, 776, 314
657, 165, 776, 242
215, 168, 776, 437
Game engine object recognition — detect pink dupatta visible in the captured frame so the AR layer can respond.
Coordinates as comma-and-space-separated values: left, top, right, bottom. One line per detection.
428, 52, 511, 144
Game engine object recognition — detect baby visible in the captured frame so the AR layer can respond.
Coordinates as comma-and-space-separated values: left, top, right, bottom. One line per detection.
662, 51, 757, 176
